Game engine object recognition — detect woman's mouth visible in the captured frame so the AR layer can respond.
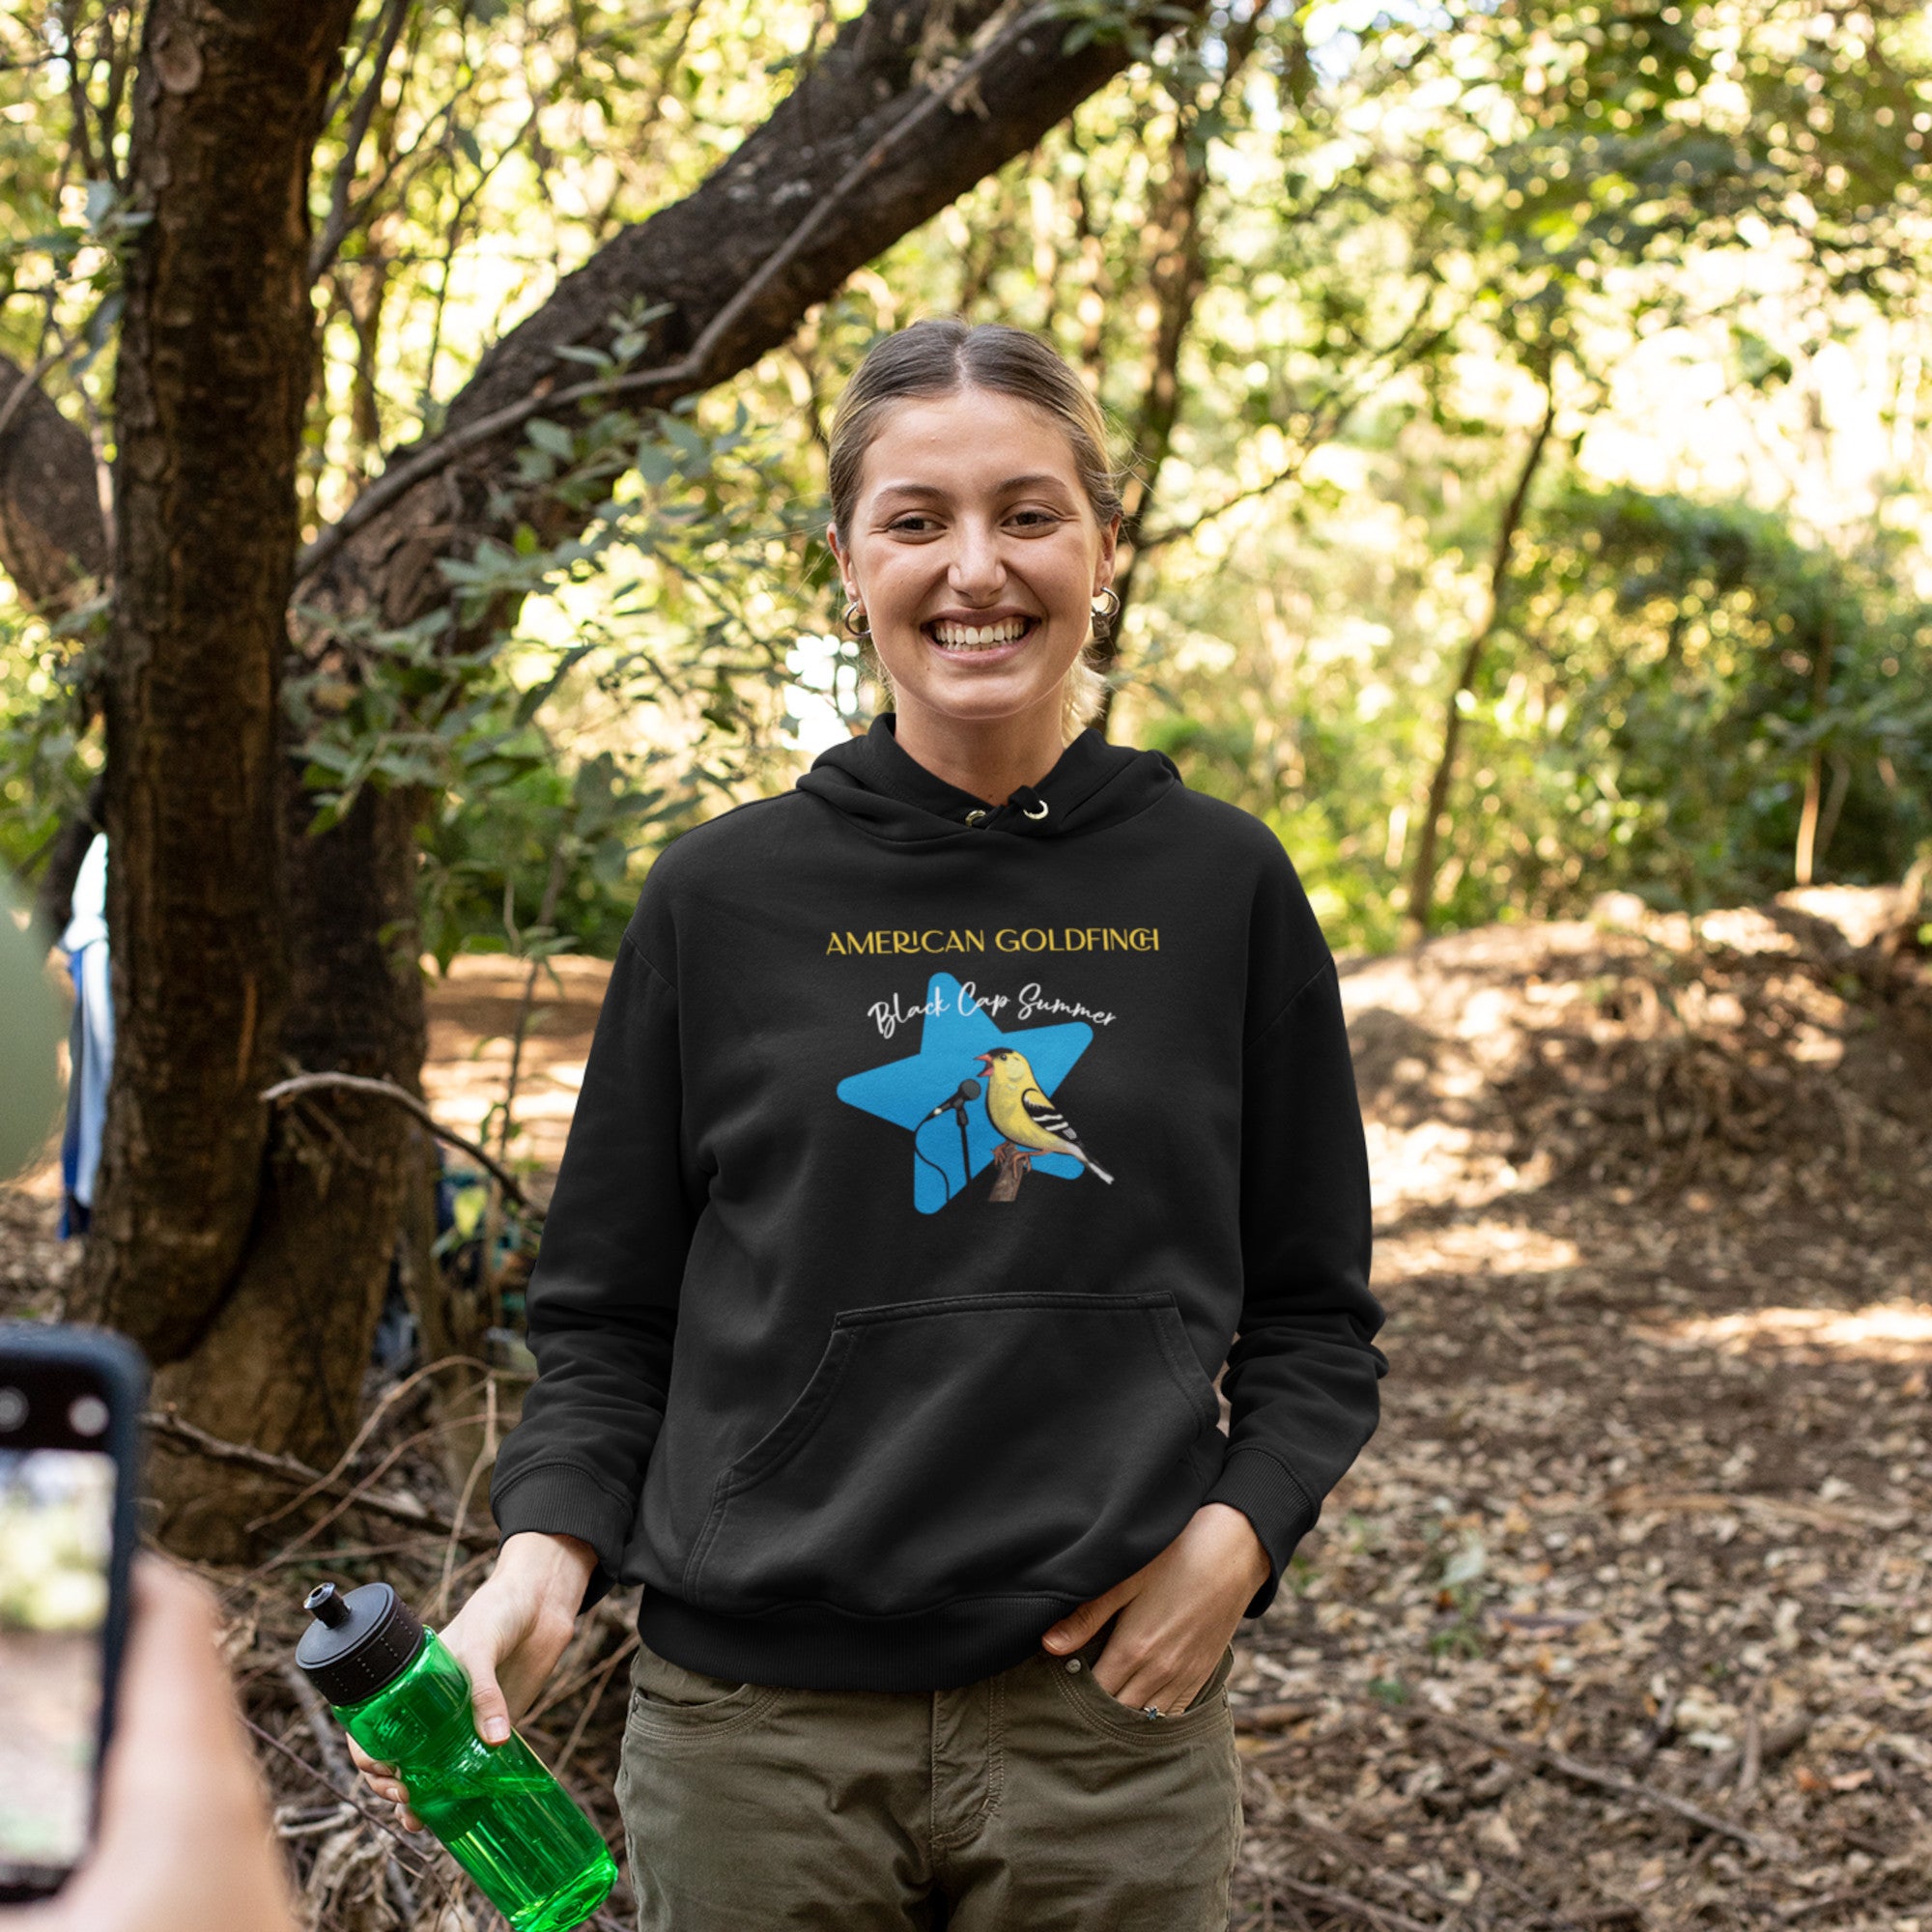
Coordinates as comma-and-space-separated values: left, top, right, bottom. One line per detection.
922, 615, 1039, 654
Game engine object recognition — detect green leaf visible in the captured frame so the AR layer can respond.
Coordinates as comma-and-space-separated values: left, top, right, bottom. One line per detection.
526, 418, 576, 460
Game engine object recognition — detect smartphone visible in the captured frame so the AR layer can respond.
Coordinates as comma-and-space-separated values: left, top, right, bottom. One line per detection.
0, 1322, 146, 1904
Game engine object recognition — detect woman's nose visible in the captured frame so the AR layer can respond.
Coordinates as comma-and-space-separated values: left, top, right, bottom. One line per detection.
947, 522, 1006, 599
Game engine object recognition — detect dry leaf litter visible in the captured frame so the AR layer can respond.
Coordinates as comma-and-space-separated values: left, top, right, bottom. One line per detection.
2, 882, 1927, 1932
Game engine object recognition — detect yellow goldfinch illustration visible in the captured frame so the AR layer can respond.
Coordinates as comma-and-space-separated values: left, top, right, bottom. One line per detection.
973, 1047, 1115, 1184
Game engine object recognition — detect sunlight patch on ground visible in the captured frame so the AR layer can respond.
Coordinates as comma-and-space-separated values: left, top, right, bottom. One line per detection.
419, 953, 612, 1195
1373, 1218, 1583, 1280
1640, 1302, 1932, 1361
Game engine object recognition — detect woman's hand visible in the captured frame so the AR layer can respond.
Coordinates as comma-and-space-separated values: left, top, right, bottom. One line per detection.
349, 1530, 597, 1833
1037, 1503, 1269, 1715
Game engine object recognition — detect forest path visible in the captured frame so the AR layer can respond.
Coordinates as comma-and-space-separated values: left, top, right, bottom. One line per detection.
1228, 886, 1932, 1930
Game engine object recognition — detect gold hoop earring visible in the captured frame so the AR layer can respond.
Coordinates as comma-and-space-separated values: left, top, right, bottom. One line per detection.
842, 601, 871, 637
1091, 586, 1121, 620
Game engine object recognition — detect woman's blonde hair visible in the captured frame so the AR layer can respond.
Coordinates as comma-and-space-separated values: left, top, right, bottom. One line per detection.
826, 318, 1128, 745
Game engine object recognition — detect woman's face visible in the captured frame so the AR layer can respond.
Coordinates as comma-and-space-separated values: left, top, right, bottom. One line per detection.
829, 385, 1119, 734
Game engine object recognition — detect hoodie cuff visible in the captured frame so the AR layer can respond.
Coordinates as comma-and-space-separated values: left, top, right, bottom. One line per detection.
490, 1463, 635, 1615
1203, 1446, 1321, 1620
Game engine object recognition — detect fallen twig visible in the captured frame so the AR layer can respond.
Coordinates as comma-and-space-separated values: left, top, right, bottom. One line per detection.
280, 1662, 358, 1790
246, 1352, 497, 1536
1264, 1871, 1439, 1932
1414, 1707, 1785, 1861
146, 1406, 495, 1547
1235, 1698, 1325, 1733
1290, 1803, 1496, 1925
554, 1633, 639, 1774
261, 1070, 541, 1213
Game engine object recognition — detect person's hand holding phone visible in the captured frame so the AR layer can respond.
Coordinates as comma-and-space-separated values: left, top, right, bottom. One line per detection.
6, 1555, 296, 1932
349, 1530, 596, 1831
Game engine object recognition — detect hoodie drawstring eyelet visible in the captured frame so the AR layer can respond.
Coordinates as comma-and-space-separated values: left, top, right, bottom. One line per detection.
964, 809, 990, 827
1022, 799, 1049, 821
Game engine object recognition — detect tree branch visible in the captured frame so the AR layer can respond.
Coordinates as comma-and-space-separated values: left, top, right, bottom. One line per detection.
262, 1069, 541, 1211
1404, 376, 1558, 942
299, 0, 1203, 624
295, 0, 1085, 585
144, 1405, 494, 1544
308, 0, 412, 285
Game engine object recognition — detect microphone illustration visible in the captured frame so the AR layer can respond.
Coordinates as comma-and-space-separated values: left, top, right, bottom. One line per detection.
913, 1078, 982, 1206
920, 1077, 981, 1122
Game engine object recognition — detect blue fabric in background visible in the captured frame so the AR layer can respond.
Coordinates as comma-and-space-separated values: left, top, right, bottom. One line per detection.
59, 833, 111, 1239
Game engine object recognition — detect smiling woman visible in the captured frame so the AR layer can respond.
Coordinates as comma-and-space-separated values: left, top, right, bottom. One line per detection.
398, 316, 1386, 1932
824, 319, 1125, 805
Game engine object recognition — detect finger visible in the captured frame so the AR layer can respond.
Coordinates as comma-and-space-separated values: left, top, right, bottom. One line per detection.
1168, 1672, 1208, 1715
346, 1738, 392, 1775
399, 1804, 424, 1833
464, 1656, 514, 1746
1099, 1641, 1193, 1715
1041, 1590, 1121, 1653
438, 1607, 522, 1745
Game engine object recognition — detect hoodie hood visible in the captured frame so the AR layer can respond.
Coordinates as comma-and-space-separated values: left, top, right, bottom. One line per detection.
795, 712, 1179, 844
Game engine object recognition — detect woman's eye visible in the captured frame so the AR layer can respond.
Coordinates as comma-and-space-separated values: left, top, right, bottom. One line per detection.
1010, 510, 1060, 528
887, 516, 933, 533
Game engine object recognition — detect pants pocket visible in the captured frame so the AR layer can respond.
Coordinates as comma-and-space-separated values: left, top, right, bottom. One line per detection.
680, 1290, 1224, 1618
1051, 1620, 1236, 1745
625, 1639, 781, 1744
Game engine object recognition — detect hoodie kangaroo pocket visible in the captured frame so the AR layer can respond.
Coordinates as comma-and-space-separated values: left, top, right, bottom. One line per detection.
680, 1291, 1224, 1617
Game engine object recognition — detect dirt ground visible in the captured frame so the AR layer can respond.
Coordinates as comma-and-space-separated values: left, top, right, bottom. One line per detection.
1231, 885, 1932, 1932
3, 884, 1928, 1930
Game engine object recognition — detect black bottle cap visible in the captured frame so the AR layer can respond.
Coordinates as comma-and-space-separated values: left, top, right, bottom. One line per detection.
296, 1581, 425, 1709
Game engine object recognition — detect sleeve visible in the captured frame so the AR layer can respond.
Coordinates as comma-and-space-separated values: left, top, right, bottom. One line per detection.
488, 919, 703, 1612
1199, 855, 1387, 1620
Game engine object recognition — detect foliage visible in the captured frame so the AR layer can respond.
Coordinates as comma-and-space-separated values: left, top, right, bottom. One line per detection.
0, 598, 102, 886
3, 0, 1932, 958
1502, 486, 1932, 914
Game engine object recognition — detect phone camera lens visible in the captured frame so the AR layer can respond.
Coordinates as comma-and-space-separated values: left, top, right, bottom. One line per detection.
0, 1388, 25, 1431
70, 1394, 109, 1436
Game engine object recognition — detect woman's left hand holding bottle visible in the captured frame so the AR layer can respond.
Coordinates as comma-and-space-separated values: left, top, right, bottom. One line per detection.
348, 1530, 597, 1833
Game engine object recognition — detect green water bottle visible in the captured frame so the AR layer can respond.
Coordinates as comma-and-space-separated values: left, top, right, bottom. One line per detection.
297, 1580, 616, 1932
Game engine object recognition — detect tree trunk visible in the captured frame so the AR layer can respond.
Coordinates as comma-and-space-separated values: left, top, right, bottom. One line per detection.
74, 0, 359, 1550
1094, 13, 1265, 729
1794, 609, 1836, 885
1403, 383, 1557, 945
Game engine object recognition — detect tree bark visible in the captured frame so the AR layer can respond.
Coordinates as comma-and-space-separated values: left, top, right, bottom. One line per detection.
1403, 383, 1557, 945
73, 0, 359, 1545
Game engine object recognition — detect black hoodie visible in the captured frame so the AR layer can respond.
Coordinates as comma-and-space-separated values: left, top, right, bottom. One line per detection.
490, 713, 1386, 1692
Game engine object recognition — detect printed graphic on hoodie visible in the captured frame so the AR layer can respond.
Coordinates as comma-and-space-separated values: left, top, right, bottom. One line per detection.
836, 971, 1116, 1210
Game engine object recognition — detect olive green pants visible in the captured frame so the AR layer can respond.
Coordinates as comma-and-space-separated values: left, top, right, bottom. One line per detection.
612, 1612, 1243, 1930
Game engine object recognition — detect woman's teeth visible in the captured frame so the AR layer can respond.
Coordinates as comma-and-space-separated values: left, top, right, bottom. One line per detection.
929, 618, 1032, 651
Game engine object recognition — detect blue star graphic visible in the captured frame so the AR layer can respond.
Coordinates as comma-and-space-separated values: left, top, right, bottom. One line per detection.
836, 972, 1096, 1213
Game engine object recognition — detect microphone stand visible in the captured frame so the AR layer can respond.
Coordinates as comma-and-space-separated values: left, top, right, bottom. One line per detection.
914, 1078, 982, 1204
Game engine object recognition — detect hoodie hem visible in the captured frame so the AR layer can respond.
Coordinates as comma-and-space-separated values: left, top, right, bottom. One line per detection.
635, 1586, 1073, 1692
